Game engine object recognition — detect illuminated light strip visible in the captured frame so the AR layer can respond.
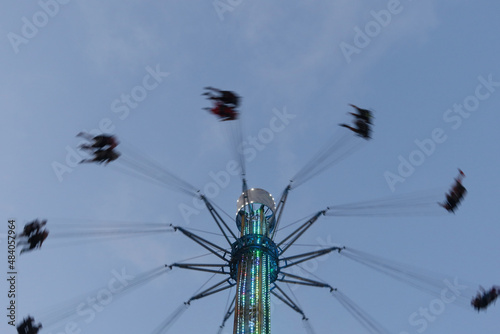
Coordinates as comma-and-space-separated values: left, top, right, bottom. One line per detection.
234, 199, 274, 334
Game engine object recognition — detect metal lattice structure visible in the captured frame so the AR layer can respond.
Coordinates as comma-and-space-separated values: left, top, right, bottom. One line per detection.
232, 188, 277, 333
171, 182, 342, 334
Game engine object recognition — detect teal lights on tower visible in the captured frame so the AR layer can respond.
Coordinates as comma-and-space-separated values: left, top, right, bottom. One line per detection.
230, 188, 279, 334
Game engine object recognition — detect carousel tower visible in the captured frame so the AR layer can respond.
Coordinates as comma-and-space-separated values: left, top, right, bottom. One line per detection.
230, 188, 279, 334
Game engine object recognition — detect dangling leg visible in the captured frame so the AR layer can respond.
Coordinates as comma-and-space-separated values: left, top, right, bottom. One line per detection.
203, 86, 221, 98
17, 238, 28, 246
339, 123, 358, 134
76, 132, 94, 141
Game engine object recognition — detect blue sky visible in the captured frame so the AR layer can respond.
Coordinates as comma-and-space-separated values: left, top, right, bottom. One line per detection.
1, 0, 499, 333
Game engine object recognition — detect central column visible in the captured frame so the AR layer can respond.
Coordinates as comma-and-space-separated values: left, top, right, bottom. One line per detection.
231, 188, 278, 334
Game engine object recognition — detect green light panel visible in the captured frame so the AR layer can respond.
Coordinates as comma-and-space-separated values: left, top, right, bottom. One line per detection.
234, 205, 272, 334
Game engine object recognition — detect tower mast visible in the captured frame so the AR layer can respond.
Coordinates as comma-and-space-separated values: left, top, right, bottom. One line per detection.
231, 188, 279, 334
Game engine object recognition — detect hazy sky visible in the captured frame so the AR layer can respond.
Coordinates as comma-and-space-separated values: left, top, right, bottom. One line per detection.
1, 1, 499, 333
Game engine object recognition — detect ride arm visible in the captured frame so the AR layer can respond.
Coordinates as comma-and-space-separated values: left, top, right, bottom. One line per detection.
270, 184, 291, 240
187, 278, 234, 303
277, 271, 334, 290
277, 210, 326, 256
271, 284, 307, 319
217, 294, 236, 333
201, 195, 237, 245
280, 246, 344, 270
173, 226, 229, 261
169, 263, 230, 275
